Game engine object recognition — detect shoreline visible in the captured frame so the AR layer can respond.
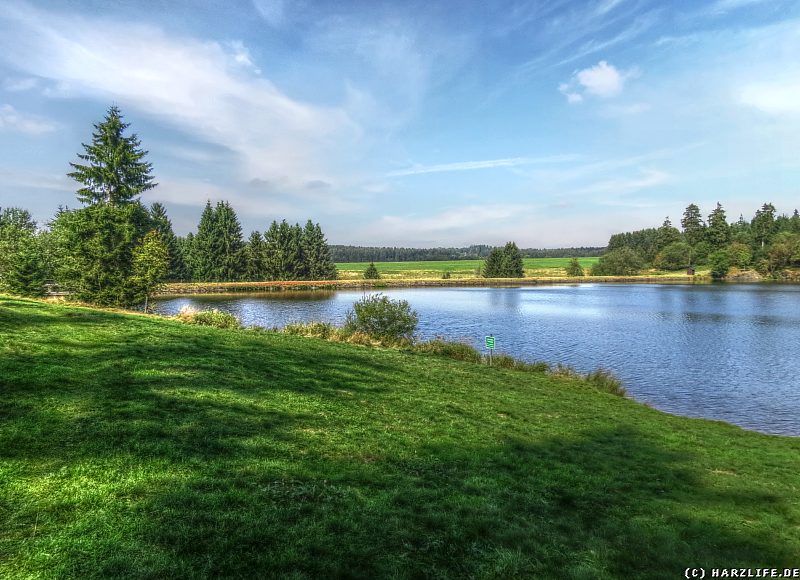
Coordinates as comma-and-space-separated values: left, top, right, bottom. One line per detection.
159, 275, 710, 295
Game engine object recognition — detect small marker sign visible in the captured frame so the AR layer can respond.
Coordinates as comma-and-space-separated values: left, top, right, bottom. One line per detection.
485, 335, 495, 349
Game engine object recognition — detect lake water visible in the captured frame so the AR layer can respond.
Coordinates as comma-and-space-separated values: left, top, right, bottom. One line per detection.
151, 284, 800, 436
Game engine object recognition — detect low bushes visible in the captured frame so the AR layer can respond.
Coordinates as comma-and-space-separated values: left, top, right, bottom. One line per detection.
176, 306, 241, 329
343, 293, 418, 343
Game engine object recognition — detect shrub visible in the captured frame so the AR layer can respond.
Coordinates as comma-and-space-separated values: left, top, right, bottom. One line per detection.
282, 321, 335, 339
176, 306, 240, 329
414, 339, 482, 363
564, 258, 584, 277
343, 293, 418, 342
585, 368, 627, 397
491, 354, 549, 372
709, 249, 731, 280
653, 241, 692, 271
591, 247, 645, 276
363, 262, 380, 280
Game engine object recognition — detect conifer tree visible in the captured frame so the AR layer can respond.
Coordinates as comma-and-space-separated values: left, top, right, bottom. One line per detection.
499, 241, 524, 277
681, 204, 705, 246
214, 201, 245, 281
130, 230, 170, 311
363, 261, 380, 279
706, 202, 730, 250
192, 201, 218, 281
656, 217, 681, 250
302, 220, 337, 280
752, 202, 776, 249
264, 220, 305, 280
244, 230, 266, 281
482, 247, 504, 278
68, 106, 155, 205
149, 202, 185, 281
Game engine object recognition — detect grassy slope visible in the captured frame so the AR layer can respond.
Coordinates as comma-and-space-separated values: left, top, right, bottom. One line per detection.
336, 257, 601, 279
1, 297, 798, 579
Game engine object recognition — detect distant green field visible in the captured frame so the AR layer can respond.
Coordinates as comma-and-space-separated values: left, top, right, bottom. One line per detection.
336, 257, 600, 279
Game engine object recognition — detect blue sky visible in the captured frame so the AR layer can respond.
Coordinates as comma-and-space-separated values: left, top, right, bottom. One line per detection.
1, 0, 799, 247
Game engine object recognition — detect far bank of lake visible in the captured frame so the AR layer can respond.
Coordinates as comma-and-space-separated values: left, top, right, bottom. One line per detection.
151, 283, 800, 437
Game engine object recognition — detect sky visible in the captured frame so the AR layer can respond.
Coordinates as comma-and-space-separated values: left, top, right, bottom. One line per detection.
0, 0, 799, 247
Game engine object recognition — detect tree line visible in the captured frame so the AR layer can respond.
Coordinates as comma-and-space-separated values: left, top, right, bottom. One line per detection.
331, 244, 605, 262
0, 106, 336, 307
593, 202, 800, 278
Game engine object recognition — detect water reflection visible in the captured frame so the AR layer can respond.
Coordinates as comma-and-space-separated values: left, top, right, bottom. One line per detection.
152, 284, 800, 436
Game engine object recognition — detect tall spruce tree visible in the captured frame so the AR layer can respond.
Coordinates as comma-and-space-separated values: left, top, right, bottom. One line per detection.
57, 106, 155, 306
706, 202, 730, 250
67, 106, 156, 205
191, 201, 218, 281
656, 217, 681, 250
149, 202, 185, 281
752, 202, 776, 249
302, 220, 337, 280
500, 241, 524, 277
214, 201, 245, 281
264, 220, 305, 280
681, 203, 705, 246
244, 230, 266, 281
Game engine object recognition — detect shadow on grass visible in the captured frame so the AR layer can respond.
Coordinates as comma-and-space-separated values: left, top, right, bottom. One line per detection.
1, 298, 798, 578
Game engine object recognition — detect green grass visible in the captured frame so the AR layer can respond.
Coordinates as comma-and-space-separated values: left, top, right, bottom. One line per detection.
1, 296, 799, 578
335, 257, 600, 279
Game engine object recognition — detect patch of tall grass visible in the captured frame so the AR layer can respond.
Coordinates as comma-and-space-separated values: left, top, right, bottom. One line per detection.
175, 306, 241, 329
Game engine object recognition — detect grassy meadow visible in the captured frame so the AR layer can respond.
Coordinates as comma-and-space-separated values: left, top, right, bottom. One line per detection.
335, 257, 601, 280
2, 296, 799, 578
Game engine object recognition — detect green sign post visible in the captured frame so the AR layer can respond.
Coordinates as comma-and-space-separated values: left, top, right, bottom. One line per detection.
485, 335, 495, 365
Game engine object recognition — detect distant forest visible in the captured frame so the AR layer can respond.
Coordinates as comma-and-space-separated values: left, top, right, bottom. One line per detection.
330, 245, 606, 262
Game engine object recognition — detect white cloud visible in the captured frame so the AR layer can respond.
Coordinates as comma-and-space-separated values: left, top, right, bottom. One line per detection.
740, 82, 800, 114
0, 104, 57, 134
252, 0, 285, 27
387, 155, 579, 177
571, 168, 671, 196
0, 3, 360, 197
559, 60, 638, 103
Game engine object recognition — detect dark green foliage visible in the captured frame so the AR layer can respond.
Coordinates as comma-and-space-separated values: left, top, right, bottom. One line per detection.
654, 241, 692, 271
302, 220, 337, 280
363, 261, 380, 279
0, 207, 37, 287
149, 202, 185, 281
243, 230, 267, 281
4, 235, 47, 297
752, 203, 776, 249
607, 228, 660, 263
591, 247, 645, 276
330, 244, 606, 262
343, 293, 418, 341
264, 220, 306, 281
708, 249, 731, 280
190, 201, 245, 282
50, 202, 151, 306
67, 106, 155, 205
565, 257, 584, 276
681, 203, 705, 247
483, 241, 524, 278
706, 202, 730, 251
656, 217, 681, 250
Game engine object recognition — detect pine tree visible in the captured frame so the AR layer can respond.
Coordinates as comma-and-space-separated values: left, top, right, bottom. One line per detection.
499, 241, 524, 277
752, 202, 776, 249
302, 220, 337, 280
192, 201, 218, 281
67, 106, 156, 205
656, 217, 681, 250
244, 230, 266, 281
149, 202, 185, 281
681, 204, 705, 246
482, 247, 504, 278
4, 234, 47, 297
264, 220, 305, 280
706, 202, 730, 250
363, 262, 380, 279
214, 201, 245, 281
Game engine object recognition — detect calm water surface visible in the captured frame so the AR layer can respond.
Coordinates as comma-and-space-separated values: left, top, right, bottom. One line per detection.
152, 284, 800, 436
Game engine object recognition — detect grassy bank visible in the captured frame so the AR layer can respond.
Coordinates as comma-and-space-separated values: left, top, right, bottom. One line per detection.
1, 297, 798, 578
